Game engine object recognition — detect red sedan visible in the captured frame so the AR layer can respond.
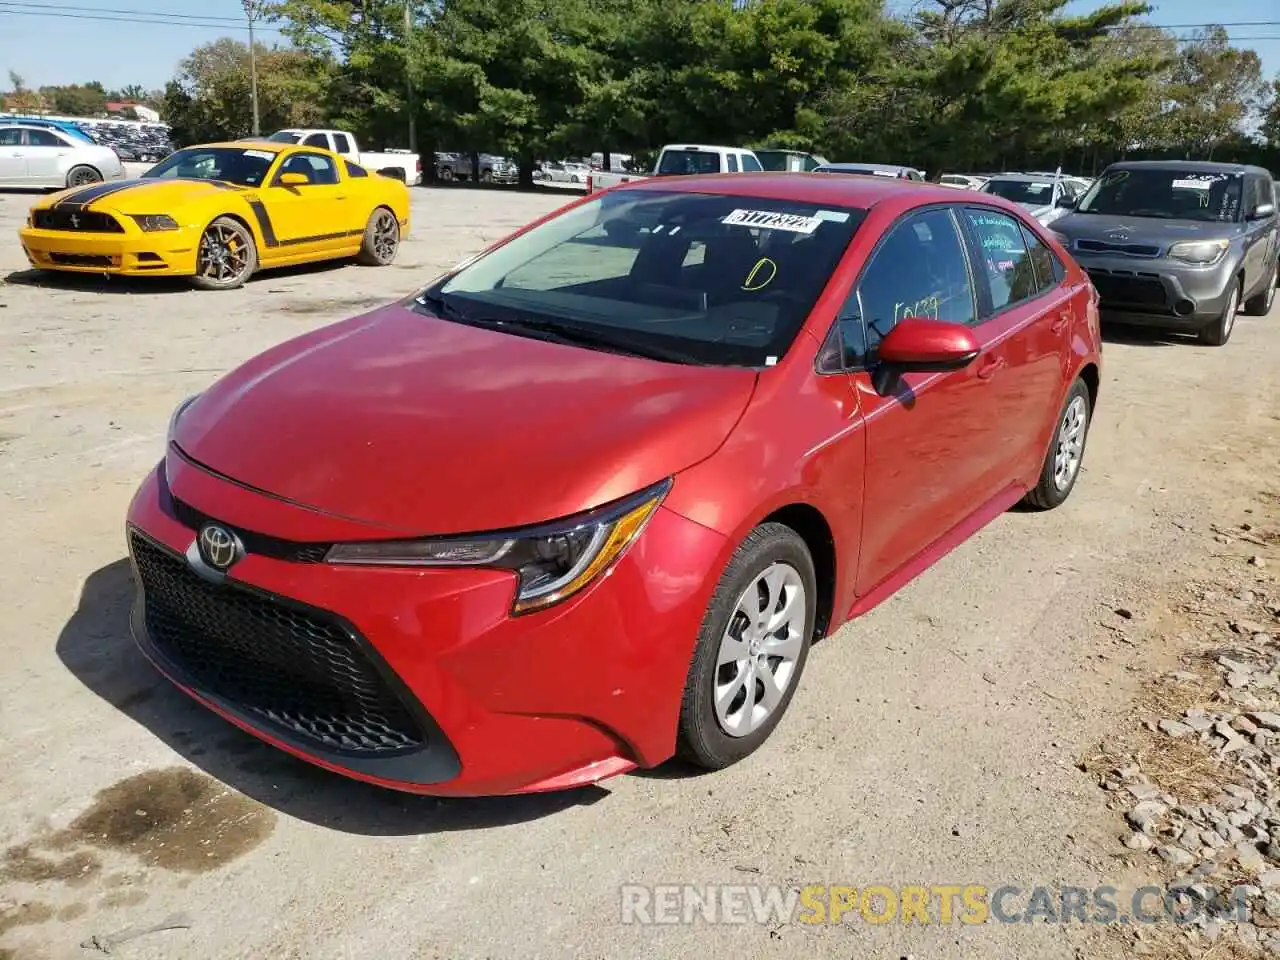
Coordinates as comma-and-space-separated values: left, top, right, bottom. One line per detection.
126, 173, 1101, 796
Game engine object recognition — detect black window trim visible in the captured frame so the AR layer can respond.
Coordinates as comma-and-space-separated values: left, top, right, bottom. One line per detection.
1018, 222, 1066, 295
956, 204, 1063, 323
815, 202, 980, 375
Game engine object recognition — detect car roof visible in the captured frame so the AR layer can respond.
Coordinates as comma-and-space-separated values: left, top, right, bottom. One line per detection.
183, 140, 292, 154
816, 162, 917, 174
620, 171, 976, 208
987, 173, 1065, 182
1104, 159, 1270, 177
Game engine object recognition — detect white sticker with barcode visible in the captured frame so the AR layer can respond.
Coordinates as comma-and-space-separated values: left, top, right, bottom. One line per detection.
243, 149, 275, 160
721, 209, 822, 233
1172, 179, 1212, 190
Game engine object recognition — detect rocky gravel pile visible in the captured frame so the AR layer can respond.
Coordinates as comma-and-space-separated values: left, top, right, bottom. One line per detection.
1101, 574, 1280, 955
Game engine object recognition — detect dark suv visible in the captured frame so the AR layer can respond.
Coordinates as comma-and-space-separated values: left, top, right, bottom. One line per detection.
1047, 161, 1278, 345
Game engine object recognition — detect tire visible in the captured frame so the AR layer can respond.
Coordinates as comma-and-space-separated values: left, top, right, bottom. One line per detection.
480, 169, 493, 183
189, 216, 257, 291
1242, 260, 1278, 316
439, 167, 454, 182
65, 165, 102, 188
676, 523, 816, 770
1023, 377, 1091, 510
1199, 281, 1240, 346
356, 207, 400, 266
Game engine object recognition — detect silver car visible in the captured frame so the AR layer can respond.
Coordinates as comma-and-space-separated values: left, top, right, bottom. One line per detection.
0, 123, 125, 189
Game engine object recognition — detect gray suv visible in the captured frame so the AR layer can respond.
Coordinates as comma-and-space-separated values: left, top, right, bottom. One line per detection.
1047, 160, 1278, 345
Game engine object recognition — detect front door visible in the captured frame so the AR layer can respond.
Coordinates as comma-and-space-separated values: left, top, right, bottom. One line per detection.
851, 205, 1008, 595
263, 150, 352, 252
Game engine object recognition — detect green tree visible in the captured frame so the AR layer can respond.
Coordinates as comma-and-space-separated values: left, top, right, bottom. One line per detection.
38, 82, 108, 117
1165, 27, 1266, 158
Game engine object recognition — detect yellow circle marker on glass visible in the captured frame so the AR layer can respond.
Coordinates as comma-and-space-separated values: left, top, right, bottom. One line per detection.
742, 257, 777, 291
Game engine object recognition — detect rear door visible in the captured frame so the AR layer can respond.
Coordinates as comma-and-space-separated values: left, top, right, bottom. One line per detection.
23, 127, 71, 184
851, 205, 1008, 595
956, 206, 1075, 487
0, 127, 24, 184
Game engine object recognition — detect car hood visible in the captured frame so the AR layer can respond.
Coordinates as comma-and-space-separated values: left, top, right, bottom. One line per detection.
1049, 212, 1242, 247
38, 177, 251, 213
172, 302, 758, 535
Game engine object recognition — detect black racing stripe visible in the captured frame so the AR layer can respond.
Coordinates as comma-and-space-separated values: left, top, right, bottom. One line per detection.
55, 178, 147, 210
247, 201, 278, 247
277, 229, 366, 247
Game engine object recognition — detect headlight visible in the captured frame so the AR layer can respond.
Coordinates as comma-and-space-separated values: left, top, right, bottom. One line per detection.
132, 214, 180, 232
167, 394, 201, 444
1168, 238, 1229, 265
325, 478, 673, 614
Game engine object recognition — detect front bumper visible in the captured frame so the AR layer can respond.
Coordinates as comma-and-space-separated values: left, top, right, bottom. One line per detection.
125, 455, 726, 796
1069, 250, 1235, 329
18, 222, 200, 276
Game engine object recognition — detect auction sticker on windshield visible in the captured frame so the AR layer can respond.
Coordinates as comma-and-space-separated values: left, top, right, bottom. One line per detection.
244, 150, 275, 161
1171, 179, 1216, 190
722, 209, 822, 234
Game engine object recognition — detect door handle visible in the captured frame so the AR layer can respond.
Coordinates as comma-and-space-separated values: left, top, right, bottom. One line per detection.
975, 355, 1005, 381
1050, 310, 1071, 334
335, 194, 347, 199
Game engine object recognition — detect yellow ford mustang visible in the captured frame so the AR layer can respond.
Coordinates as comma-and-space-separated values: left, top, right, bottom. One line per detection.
18, 140, 410, 290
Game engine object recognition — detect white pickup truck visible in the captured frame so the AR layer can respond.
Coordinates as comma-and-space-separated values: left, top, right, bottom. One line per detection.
587, 144, 763, 192
265, 128, 422, 185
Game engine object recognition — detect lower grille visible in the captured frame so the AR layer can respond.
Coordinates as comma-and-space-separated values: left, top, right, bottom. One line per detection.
130, 533, 424, 755
49, 253, 115, 267
1084, 269, 1168, 308
34, 209, 124, 232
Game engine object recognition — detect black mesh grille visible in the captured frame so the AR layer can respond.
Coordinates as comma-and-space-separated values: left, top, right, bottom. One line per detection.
170, 498, 330, 563
1074, 238, 1160, 258
1084, 268, 1168, 308
131, 533, 425, 754
49, 253, 114, 267
34, 209, 123, 232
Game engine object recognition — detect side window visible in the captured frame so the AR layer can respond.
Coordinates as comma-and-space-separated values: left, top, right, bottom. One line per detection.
332, 133, 352, 154
1243, 176, 1259, 215
26, 129, 63, 147
838, 207, 976, 366
1020, 224, 1064, 295
278, 152, 339, 185
961, 208, 1038, 312
344, 160, 368, 178
302, 132, 329, 148
0, 128, 21, 146
741, 153, 763, 172
1259, 177, 1275, 207
726, 154, 739, 173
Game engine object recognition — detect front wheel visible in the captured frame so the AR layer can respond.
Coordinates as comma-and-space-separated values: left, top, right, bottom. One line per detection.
190, 216, 257, 291
65, 165, 102, 188
356, 207, 400, 266
1200, 282, 1239, 346
676, 523, 816, 770
1023, 377, 1091, 510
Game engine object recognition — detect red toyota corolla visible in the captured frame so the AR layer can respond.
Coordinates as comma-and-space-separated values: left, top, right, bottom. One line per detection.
125, 173, 1101, 796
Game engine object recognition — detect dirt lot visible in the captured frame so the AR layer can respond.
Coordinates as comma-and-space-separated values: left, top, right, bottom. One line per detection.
1, 185, 1278, 960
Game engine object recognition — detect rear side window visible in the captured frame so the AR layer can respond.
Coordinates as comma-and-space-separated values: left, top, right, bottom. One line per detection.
741, 153, 763, 172
961, 208, 1038, 312
344, 160, 368, 178
726, 154, 739, 173
303, 132, 329, 148
332, 133, 352, 153
841, 207, 976, 365
1020, 225, 1064, 294
26, 128, 65, 147
0, 128, 20, 147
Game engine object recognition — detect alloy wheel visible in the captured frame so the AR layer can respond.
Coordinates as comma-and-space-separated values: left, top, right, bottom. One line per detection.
1053, 395, 1088, 491
373, 211, 399, 262
713, 563, 807, 738
68, 168, 101, 187
1224, 286, 1239, 339
197, 222, 251, 285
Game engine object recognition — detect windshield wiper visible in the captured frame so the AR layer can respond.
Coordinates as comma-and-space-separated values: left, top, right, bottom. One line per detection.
481, 316, 710, 365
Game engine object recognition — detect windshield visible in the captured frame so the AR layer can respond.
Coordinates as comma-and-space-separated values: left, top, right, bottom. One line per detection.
425, 189, 867, 367
1076, 168, 1243, 222
142, 146, 277, 186
982, 179, 1057, 205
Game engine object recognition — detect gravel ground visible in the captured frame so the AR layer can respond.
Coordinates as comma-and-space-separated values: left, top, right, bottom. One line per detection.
0, 184, 1278, 960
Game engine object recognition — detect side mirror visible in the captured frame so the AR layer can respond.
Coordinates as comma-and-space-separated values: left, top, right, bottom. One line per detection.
871, 317, 980, 396
1055, 195, 1077, 209
1251, 202, 1275, 220
276, 171, 309, 187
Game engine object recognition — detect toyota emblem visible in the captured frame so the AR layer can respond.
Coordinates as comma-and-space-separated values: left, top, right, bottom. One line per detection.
197, 523, 241, 571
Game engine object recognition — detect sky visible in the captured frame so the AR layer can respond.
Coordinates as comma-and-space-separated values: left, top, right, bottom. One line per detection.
0, 0, 1276, 93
